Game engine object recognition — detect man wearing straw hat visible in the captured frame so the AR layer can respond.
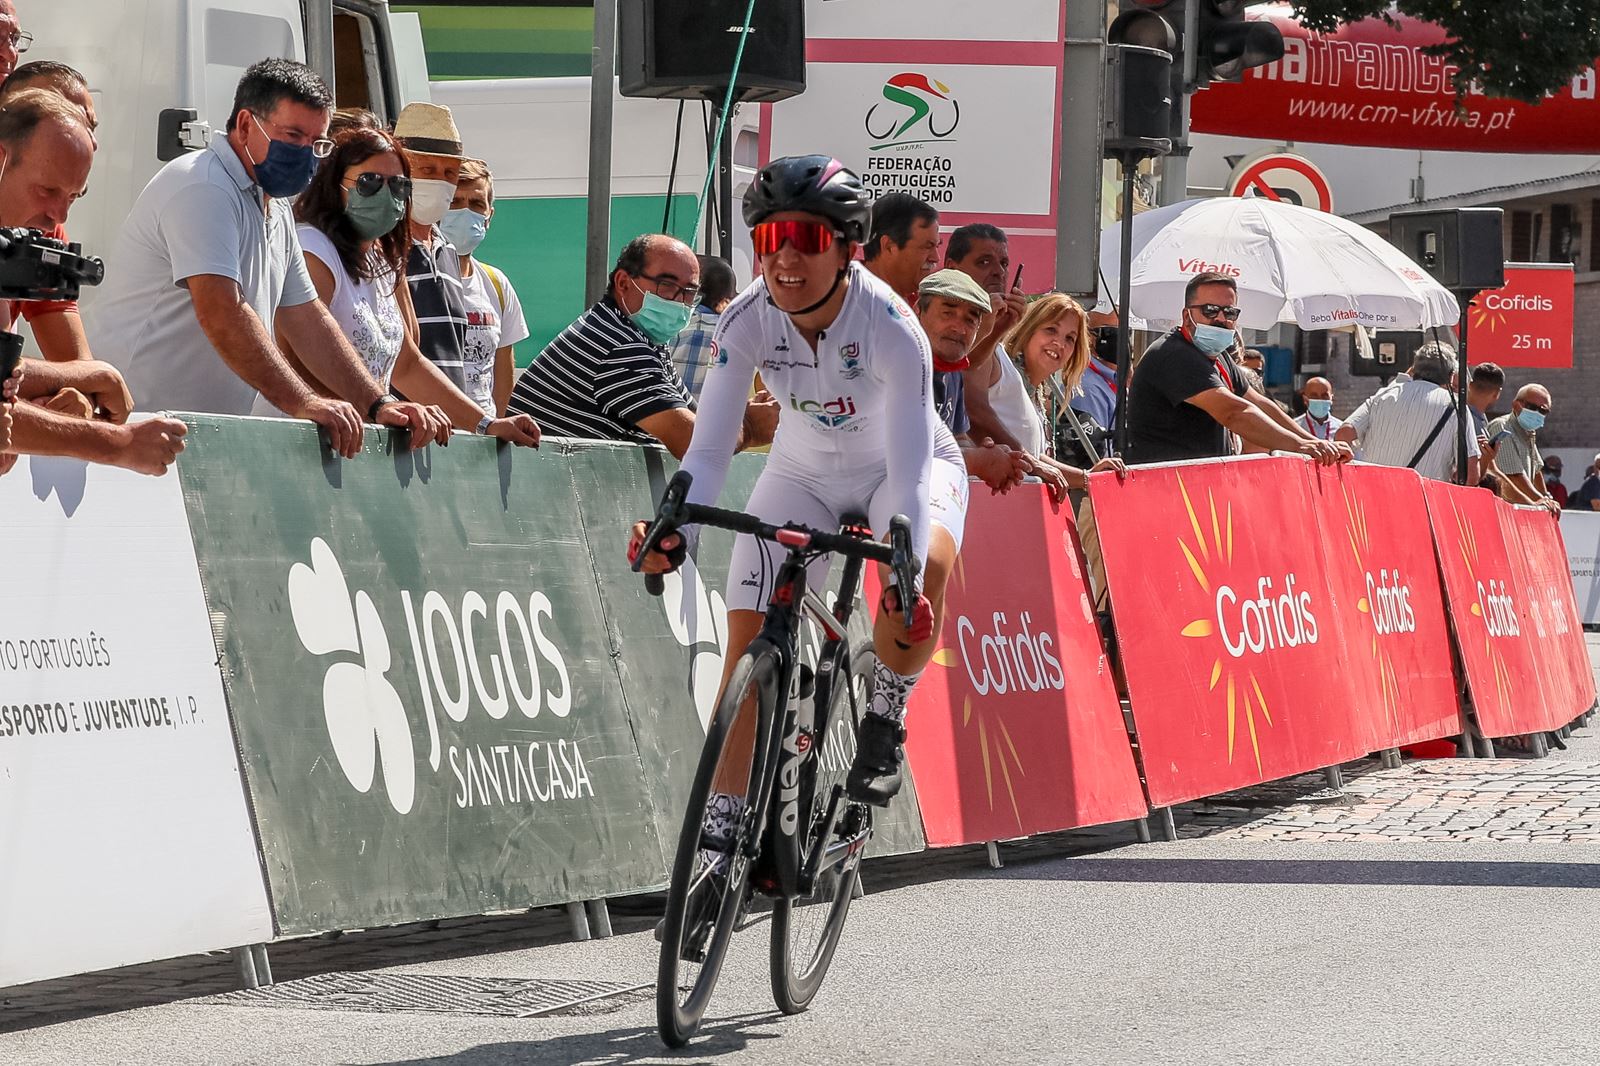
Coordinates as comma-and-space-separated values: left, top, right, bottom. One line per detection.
394, 102, 474, 401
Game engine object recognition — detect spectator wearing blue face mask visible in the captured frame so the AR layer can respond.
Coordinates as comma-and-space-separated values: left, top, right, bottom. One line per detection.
1294, 376, 1342, 441
1124, 271, 1346, 467
1486, 383, 1559, 512
441, 158, 529, 417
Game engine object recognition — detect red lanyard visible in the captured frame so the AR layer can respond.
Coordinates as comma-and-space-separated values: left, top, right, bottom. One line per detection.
1088, 360, 1118, 393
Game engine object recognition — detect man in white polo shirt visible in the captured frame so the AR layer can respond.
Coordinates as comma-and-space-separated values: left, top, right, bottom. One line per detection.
87, 59, 445, 457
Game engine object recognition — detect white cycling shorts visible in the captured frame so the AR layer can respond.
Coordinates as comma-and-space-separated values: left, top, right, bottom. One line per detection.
722, 451, 970, 615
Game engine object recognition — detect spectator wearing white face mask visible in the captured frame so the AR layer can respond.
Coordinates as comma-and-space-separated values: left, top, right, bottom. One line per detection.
440, 158, 529, 417
1294, 376, 1341, 441
395, 102, 471, 396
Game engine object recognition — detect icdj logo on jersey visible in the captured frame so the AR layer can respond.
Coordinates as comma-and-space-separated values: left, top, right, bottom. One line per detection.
866, 72, 960, 150
838, 342, 863, 380
790, 393, 858, 428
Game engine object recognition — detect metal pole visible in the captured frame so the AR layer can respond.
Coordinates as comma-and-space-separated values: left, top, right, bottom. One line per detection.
1058, 0, 1107, 296
1114, 166, 1137, 458
715, 103, 734, 261
585, 0, 618, 306
1456, 306, 1471, 484
1160, 90, 1191, 207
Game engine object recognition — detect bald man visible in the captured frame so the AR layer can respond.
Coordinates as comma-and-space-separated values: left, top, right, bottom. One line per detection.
1486, 383, 1558, 511
1294, 377, 1341, 441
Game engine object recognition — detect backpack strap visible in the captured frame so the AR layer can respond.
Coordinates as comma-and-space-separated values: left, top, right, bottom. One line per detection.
1407, 402, 1457, 470
481, 262, 507, 312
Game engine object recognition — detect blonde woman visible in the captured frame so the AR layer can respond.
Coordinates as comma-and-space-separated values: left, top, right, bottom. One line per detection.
991, 293, 1122, 500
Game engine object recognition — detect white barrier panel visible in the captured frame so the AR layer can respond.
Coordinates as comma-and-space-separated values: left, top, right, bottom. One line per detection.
0, 456, 271, 988
1561, 511, 1600, 626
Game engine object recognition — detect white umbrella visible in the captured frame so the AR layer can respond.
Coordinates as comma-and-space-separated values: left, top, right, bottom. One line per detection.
1097, 196, 1461, 333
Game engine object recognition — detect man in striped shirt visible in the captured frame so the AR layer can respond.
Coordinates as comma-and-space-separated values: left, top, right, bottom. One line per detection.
1336, 341, 1480, 484
396, 104, 470, 394
508, 234, 777, 457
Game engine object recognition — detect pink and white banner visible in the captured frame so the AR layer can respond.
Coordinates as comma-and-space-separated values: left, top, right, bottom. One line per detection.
763, 0, 1066, 283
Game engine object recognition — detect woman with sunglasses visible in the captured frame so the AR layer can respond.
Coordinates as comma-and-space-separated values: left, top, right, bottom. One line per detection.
268, 126, 540, 446
631, 155, 969, 828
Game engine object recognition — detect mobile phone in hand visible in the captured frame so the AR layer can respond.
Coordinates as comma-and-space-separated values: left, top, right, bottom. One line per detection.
1012, 263, 1025, 290
1490, 428, 1512, 445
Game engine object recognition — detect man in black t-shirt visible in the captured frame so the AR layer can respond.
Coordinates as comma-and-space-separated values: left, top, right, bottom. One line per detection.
1125, 272, 1348, 467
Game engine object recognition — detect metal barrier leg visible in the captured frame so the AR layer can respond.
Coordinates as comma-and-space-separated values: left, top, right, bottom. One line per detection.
586, 899, 613, 939
1476, 733, 1496, 759
852, 874, 866, 900
565, 900, 592, 942
1380, 748, 1402, 770
1530, 732, 1550, 758
1323, 764, 1345, 790
251, 943, 274, 986
1135, 816, 1153, 843
1157, 807, 1177, 841
986, 841, 1003, 869
231, 946, 260, 991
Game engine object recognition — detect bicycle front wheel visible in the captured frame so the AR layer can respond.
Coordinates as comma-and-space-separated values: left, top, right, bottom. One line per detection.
657, 644, 780, 1048
770, 640, 874, 1014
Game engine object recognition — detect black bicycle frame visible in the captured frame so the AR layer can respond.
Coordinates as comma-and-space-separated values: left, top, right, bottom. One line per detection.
739, 545, 870, 902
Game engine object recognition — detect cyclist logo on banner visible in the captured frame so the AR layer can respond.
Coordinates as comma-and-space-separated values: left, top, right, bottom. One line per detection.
865, 72, 961, 151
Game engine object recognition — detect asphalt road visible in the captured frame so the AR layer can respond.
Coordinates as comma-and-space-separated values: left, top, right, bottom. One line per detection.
7, 823, 1600, 1066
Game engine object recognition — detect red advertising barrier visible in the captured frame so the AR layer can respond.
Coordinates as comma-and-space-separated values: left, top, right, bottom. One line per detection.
1420, 481, 1590, 738
1191, 11, 1600, 155
1089, 457, 1378, 808
1507, 507, 1597, 725
898, 485, 1148, 847
1308, 463, 1465, 749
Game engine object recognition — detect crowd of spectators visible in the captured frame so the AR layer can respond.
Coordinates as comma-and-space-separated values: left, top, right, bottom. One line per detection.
0, 12, 1582, 538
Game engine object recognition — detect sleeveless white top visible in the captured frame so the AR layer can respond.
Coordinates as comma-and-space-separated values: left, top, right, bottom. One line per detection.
988, 345, 1047, 455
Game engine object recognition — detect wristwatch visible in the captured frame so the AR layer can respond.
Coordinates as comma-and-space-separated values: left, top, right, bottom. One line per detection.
475, 415, 494, 436
366, 393, 399, 422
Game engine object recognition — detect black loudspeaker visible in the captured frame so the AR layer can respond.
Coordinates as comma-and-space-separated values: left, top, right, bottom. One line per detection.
619, 0, 805, 105
1103, 44, 1172, 162
1389, 208, 1506, 293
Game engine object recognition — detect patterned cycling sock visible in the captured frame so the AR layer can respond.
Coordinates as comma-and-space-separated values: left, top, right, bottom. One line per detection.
868, 658, 922, 723
698, 792, 746, 875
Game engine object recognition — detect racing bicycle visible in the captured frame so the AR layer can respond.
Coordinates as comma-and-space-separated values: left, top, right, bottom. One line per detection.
634, 469, 919, 1047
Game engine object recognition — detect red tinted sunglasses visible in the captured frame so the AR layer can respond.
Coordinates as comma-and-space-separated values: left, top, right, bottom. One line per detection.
752, 220, 838, 257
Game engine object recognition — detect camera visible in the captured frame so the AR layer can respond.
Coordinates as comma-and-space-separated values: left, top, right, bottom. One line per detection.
1094, 325, 1118, 363
0, 226, 104, 303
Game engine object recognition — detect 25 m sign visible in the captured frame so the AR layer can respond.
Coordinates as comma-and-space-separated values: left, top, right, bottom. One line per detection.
1466, 264, 1575, 369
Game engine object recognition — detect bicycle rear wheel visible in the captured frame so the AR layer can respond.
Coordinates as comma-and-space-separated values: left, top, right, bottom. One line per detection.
770, 640, 874, 1014
657, 645, 780, 1048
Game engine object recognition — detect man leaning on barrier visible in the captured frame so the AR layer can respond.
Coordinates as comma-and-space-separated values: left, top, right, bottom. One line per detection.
507, 233, 777, 458
1335, 341, 1480, 486
1487, 383, 1559, 512
1124, 271, 1347, 467
87, 59, 447, 458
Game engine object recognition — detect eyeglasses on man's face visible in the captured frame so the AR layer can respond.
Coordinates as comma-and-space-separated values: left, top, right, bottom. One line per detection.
1188, 303, 1242, 323
635, 271, 700, 306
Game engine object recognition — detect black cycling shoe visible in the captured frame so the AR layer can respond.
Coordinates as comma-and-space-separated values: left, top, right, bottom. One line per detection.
846, 713, 906, 807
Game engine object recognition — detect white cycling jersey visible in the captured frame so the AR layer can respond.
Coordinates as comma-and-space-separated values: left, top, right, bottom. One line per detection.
679, 262, 967, 611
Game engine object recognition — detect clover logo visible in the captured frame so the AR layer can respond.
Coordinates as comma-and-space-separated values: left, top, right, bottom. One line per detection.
287, 538, 417, 814
659, 554, 727, 732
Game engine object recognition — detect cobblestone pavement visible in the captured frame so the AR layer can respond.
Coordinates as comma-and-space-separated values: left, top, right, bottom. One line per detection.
9, 750, 1600, 1036
1178, 757, 1600, 844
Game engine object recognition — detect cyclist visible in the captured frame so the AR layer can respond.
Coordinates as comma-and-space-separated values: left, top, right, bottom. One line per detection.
630, 156, 968, 865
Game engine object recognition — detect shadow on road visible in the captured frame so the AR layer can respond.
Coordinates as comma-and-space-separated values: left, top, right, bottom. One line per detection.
361, 1011, 785, 1066
984, 856, 1600, 889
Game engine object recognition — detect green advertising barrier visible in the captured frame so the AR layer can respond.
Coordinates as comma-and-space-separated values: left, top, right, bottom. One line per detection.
565, 445, 928, 859
176, 416, 667, 935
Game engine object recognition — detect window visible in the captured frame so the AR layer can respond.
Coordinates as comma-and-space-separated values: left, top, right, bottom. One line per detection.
1510, 210, 1533, 262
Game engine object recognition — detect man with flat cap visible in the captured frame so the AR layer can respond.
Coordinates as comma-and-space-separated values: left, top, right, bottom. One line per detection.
916, 268, 1032, 495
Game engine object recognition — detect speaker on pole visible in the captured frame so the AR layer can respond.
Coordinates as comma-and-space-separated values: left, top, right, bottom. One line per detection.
619, 0, 806, 104
1389, 208, 1506, 293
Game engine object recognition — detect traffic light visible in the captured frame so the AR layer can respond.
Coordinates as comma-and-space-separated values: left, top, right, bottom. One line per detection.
1195, 0, 1285, 85
1107, 1, 1284, 92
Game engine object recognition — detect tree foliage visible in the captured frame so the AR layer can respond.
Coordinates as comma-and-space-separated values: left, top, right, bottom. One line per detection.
1293, 1, 1600, 102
